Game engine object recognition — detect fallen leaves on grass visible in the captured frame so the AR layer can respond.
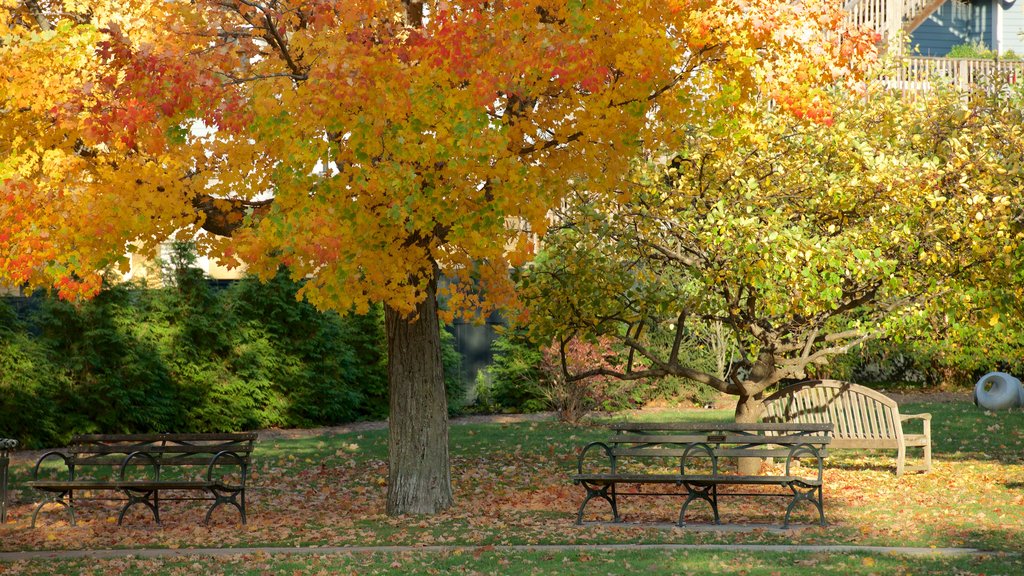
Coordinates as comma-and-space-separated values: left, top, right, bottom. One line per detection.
0, 417, 1022, 556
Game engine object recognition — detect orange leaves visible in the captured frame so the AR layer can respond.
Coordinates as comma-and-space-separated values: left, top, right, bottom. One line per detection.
1, 0, 879, 314
654, 0, 877, 126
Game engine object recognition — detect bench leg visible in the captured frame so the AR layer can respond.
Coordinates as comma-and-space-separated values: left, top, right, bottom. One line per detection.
574, 482, 618, 525
31, 491, 75, 528
205, 487, 246, 524
1, 456, 8, 524
783, 482, 825, 528
119, 489, 160, 525
678, 482, 719, 526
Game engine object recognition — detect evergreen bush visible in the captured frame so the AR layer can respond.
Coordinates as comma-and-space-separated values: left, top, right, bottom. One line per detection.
0, 260, 396, 446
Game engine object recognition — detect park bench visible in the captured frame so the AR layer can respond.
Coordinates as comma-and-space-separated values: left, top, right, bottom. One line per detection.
761, 379, 931, 475
1, 438, 16, 523
571, 422, 832, 528
27, 432, 256, 527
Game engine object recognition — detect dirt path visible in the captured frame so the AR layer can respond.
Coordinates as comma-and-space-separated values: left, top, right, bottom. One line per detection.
255, 411, 558, 440
10, 389, 972, 464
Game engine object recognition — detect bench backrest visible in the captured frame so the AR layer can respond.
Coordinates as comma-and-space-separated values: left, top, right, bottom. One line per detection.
600, 422, 832, 475
761, 380, 903, 448
65, 433, 257, 471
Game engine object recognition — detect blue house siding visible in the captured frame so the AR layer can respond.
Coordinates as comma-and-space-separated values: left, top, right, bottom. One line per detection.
911, 0, 993, 56
998, 0, 1024, 55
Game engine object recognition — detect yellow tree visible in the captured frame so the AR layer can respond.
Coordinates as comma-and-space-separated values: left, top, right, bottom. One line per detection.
1, 0, 875, 514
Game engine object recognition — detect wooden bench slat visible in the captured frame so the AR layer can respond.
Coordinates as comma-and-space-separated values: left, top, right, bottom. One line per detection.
572, 473, 682, 484
52, 457, 247, 468
609, 448, 829, 459
28, 480, 219, 490
706, 448, 829, 459
72, 433, 256, 443
609, 422, 831, 432
572, 474, 822, 486
70, 445, 253, 456
609, 434, 832, 445
670, 475, 821, 485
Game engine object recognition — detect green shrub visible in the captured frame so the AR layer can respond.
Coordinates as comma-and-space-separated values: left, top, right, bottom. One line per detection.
34, 283, 187, 436
229, 270, 387, 425
0, 246, 483, 445
481, 322, 726, 415
0, 302, 69, 447
440, 324, 468, 415
946, 42, 1020, 61
0, 258, 395, 444
483, 327, 547, 413
948, 42, 995, 59
817, 338, 1004, 390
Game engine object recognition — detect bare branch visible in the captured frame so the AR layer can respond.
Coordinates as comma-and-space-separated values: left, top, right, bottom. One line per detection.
568, 364, 733, 394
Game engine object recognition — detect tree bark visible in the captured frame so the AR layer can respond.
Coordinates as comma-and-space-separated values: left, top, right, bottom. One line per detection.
384, 274, 454, 515
734, 391, 765, 475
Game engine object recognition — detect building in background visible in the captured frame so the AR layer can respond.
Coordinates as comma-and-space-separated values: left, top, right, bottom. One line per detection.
848, 0, 1024, 56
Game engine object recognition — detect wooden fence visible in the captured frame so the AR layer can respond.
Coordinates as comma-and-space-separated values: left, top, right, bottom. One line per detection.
883, 57, 1024, 96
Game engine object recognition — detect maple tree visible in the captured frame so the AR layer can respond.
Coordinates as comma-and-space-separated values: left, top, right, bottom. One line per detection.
1, 0, 877, 514
519, 82, 1024, 430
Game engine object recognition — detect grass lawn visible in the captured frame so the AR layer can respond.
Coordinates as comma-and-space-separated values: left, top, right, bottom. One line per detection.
1, 399, 1022, 574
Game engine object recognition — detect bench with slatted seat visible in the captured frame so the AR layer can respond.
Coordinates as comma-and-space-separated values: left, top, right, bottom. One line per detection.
27, 432, 255, 527
571, 422, 832, 527
762, 380, 931, 475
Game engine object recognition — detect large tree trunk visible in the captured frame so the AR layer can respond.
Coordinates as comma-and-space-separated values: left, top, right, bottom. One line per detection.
384, 275, 453, 515
735, 392, 765, 475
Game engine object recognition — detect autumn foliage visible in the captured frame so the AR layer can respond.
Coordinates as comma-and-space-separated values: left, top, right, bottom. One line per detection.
3, 0, 879, 514
2, 0, 877, 308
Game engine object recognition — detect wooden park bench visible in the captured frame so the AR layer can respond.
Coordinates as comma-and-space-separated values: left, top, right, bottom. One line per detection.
571, 422, 832, 528
761, 379, 932, 476
27, 432, 256, 527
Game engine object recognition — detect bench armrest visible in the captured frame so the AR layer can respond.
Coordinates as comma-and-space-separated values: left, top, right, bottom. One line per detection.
207, 450, 249, 487
120, 451, 160, 481
32, 451, 72, 481
576, 442, 614, 477
681, 442, 718, 476
900, 413, 932, 422
785, 443, 825, 482
900, 413, 931, 439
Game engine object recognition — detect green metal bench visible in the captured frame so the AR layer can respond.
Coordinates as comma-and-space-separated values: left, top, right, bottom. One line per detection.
0, 438, 16, 523
571, 422, 832, 527
27, 432, 255, 527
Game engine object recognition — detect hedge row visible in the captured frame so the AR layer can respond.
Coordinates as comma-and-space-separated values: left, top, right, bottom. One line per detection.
0, 267, 463, 448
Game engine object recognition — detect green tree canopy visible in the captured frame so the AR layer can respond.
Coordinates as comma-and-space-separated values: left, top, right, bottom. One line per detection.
520, 83, 1024, 421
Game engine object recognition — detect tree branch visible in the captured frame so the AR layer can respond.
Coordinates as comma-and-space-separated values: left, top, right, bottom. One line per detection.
192, 194, 274, 237
23, 0, 52, 31
517, 131, 583, 156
